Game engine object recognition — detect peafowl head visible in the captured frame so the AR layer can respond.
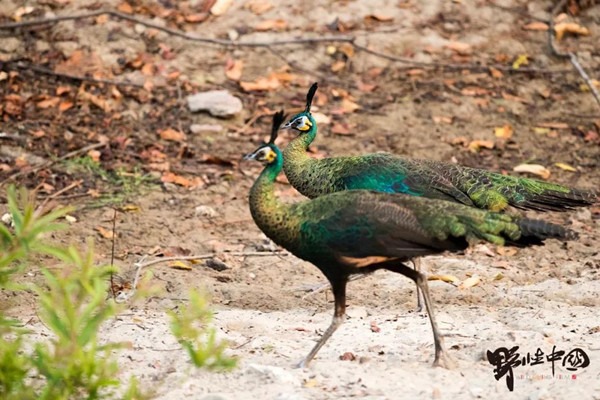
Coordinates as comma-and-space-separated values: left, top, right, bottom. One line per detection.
244, 110, 285, 165
282, 82, 318, 134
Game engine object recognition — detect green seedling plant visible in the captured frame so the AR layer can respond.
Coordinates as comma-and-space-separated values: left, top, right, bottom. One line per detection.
1, 185, 236, 399
169, 290, 237, 370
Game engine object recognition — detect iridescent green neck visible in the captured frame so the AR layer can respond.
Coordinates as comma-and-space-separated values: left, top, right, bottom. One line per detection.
249, 150, 291, 241
283, 117, 317, 169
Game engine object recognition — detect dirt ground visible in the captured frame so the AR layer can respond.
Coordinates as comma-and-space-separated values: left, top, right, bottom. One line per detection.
1, 0, 600, 399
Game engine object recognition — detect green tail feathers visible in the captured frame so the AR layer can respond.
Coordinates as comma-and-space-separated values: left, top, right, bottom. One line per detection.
516, 218, 578, 242
433, 163, 598, 212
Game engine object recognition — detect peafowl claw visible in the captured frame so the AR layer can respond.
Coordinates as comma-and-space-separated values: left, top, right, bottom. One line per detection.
295, 358, 310, 369
433, 350, 457, 370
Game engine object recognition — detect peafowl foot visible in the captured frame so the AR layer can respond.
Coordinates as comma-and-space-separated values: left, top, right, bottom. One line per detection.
433, 349, 457, 370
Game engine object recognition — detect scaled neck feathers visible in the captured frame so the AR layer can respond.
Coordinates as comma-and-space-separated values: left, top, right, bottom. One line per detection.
249, 149, 295, 245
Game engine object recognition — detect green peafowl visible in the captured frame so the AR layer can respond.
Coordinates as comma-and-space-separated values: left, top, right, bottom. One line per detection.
245, 110, 578, 368
281, 83, 596, 307
282, 83, 597, 212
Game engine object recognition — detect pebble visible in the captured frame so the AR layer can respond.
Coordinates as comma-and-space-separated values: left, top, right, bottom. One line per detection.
195, 205, 218, 218
247, 363, 299, 386
190, 124, 223, 134
199, 395, 231, 400
187, 90, 243, 118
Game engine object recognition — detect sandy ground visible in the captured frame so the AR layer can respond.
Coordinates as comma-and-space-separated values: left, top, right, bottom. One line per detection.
2, 0, 600, 399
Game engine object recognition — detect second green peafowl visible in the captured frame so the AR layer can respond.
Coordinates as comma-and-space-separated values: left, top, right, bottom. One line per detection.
245, 111, 578, 368
282, 83, 597, 212
281, 83, 596, 307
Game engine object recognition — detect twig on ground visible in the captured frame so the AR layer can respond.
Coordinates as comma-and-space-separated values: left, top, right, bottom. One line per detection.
115, 250, 288, 303
109, 208, 118, 299
548, 0, 600, 111
0, 142, 106, 186
3, 60, 144, 88
37, 179, 83, 211
0, 9, 577, 75
0, 10, 355, 47
0, 132, 26, 143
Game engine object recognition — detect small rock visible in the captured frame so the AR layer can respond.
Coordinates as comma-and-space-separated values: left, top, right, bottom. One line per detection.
1, 213, 13, 226
195, 205, 218, 218
205, 258, 229, 272
248, 364, 299, 386
0, 38, 22, 53
187, 90, 242, 118
275, 393, 306, 400
254, 240, 279, 252
199, 395, 232, 400
575, 208, 592, 221
190, 124, 223, 134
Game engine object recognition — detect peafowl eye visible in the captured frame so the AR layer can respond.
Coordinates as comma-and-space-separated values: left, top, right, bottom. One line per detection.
284, 114, 313, 132
244, 145, 278, 164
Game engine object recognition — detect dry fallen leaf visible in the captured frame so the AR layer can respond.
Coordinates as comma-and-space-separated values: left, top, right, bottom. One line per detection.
512, 54, 529, 70
340, 98, 360, 113
95, 226, 115, 240
312, 112, 331, 125
523, 21, 549, 31
459, 275, 481, 290
445, 41, 472, 55
365, 14, 394, 22
554, 22, 590, 41
161, 172, 191, 187
338, 43, 355, 58
12, 6, 35, 21
116, 2, 133, 14
513, 163, 551, 179
210, 0, 233, 16
159, 128, 186, 142
496, 247, 517, 257
240, 75, 280, 91
554, 162, 577, 172
59, 101, 74, 112
119, 204, 141, 212
331, 60, 346, 73
88, 149, 101, 162
428, 274, 460, 284
536, 122, 569, 129
370, 321, 381, 333
246, 0, 273, 15
37, 97, 60, 109
56, 86, 71, 96
255, 19, 288, 31
331, 122, 354, 136
168, 261, 192, 271
184, 13, 209, 23
225, 59, 244, 81
494, 124, 513, 139
468, 140, 495, 152
489, 67, 503, 78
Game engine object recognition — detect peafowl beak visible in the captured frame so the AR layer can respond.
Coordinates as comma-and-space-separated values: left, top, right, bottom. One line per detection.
243, 150, 259, 161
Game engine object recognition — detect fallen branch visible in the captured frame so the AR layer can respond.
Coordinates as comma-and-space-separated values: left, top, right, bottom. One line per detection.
115, 250, 288, 303
3, 60, 145, 88
0, 142, 106, 187
0, 10, 355, 47
0, 9, 576, 75
37, 179, 83, 212
548, 0, 600, 111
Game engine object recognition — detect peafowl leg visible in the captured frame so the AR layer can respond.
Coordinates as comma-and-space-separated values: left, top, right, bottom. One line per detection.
297, 276, 347, 368
412, 257, 423, 313
385, 263, 455, 369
